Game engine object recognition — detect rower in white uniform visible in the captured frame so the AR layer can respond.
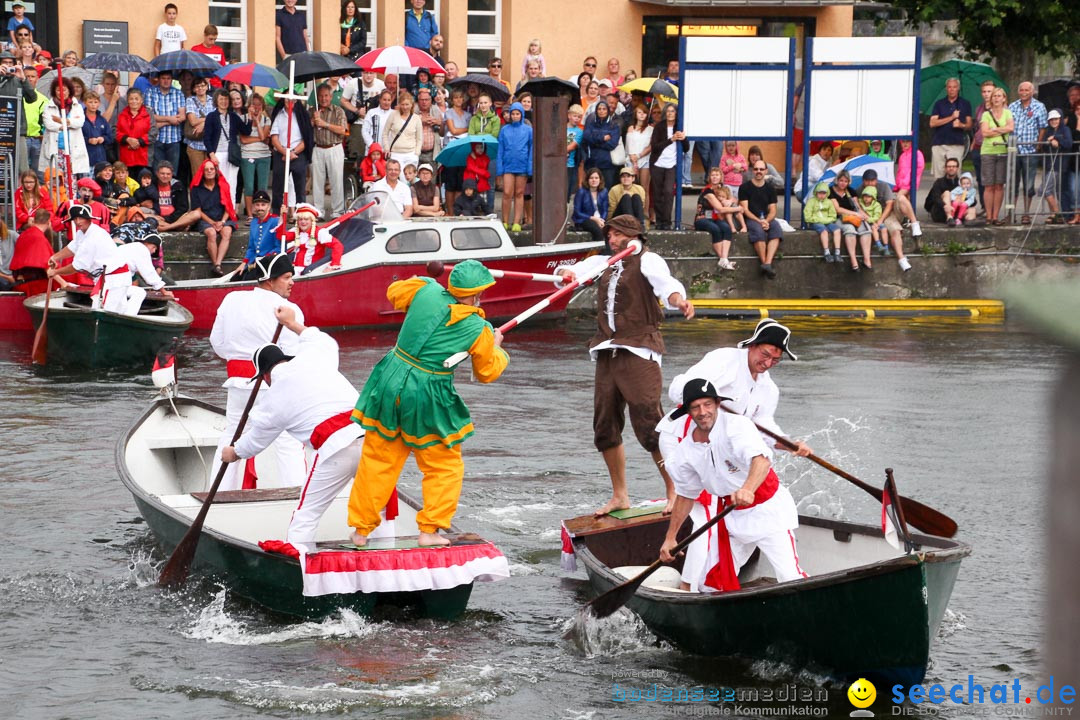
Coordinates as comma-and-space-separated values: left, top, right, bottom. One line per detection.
46, 204, 133, 314
209, 253, 308, 491
657, 319, 811, 591
114, 232, 175, 314
221, 306, 366, 553
659, 379, 808, 593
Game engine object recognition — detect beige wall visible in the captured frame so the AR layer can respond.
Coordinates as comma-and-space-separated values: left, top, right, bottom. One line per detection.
59, 0, 210, 61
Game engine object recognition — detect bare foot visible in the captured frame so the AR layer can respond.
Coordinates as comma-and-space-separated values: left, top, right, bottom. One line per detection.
349, 531, 367, 547
593, 496, 631, 518
418, 531, 451, 547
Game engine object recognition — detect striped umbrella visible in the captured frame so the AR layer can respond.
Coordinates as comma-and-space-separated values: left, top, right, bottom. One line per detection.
150, 49, 221, 77
216, 62, 288, 89
355, 45, 444, 75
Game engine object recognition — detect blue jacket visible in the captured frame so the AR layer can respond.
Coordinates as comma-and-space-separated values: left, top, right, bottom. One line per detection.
204, 109, 244, 159
572, 187, 608, 225
404, 9, 438, 50
496, 102, 533, 175
245, 214, 283, 263
582, 113, 619, 169
82, 112, 113, 167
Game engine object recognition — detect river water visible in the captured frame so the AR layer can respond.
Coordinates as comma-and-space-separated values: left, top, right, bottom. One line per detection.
0, 316, 1060, 719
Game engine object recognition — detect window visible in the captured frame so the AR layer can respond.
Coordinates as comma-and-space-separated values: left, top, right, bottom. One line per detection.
210, 0, 246, 63
451, 227, 502, 250
352, 0, 377, 55
386, 229, 441, 254
466, 0, 501, 74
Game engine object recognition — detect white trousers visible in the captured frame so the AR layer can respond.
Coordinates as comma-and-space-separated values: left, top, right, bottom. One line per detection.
218, 156, 239, 200
288, 439, 361, 550
214, 385, 308, 491
684, 521, 808, 592
312, 145, 345, 217
95, 271, 135, 314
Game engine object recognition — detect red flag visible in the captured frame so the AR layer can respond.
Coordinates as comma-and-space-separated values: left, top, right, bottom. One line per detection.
882, 481, 901, 550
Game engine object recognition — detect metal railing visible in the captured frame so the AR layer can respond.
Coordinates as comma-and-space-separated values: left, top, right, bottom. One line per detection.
1003, 139, 1079, 223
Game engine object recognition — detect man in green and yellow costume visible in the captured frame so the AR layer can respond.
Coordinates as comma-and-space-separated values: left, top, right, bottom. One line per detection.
348, 260, 508, 547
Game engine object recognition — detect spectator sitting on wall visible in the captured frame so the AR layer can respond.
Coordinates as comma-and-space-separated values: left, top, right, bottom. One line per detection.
894, 138, 924, 204
860, 169, 913, 271
140, 161, 191, 231
573, 167, 608, 246
924, 157, 962, 224
829, 170, 861, 269
947, 172, 978, 226
806, 143, 833, 187
929, 77, 973, 178
608, 165, 646, 224
804, 181, 841, 264
696, 166, 739, 270
411, 162, 444, 217
739, 159, 783, 279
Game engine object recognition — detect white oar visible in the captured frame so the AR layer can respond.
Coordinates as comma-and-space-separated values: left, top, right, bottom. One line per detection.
442, 240, 642, 368
429, 263, 566, 284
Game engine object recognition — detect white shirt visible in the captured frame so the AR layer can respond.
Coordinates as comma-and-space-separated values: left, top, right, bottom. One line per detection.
369, 177, 412, 213
69, 223, 124, 276
209, 287, 305, 389
656, 125, 678, 169
234, 328, 363, 460
668, 413, 796, 541
115, 242, 166, 290
661, 347, 783, 446
561, 250, 686, 364
270, 109, 302, 151
362, 106, 393, 147
155, 23, 187, 53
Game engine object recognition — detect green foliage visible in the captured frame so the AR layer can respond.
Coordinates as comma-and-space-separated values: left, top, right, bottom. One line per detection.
885, 0, 1080, 64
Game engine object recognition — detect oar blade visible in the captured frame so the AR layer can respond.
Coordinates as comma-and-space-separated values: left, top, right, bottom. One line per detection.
157, 525, 202, 587
586, 572, 649, 619
896, 494, 958, 538
31, 326, 47, 365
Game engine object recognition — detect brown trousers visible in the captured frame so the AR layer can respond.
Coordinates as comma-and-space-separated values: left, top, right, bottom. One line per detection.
593, 349, 663, 453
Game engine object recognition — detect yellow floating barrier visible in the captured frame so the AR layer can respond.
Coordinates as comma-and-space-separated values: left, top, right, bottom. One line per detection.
689, 298, 1005, 320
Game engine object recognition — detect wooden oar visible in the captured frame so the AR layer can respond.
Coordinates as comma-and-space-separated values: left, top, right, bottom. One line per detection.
442, 240, 643, 368
158, 323, 284, 587
587, 502, 737, 619
724, 406, 958, 538
31, 276, 54, 365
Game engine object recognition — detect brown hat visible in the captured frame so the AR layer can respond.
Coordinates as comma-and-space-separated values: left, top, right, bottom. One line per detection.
604, 214, 644, 239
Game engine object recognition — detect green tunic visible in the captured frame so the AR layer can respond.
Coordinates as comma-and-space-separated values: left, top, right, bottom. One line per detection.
352, 278, 499, 449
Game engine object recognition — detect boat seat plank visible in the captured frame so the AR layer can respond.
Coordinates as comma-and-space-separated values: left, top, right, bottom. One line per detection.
613, 565, 692, 593
191, 487, 302, 503
563, 509, 669, 538
317, 532, 487, 551
145, 435, 220, 449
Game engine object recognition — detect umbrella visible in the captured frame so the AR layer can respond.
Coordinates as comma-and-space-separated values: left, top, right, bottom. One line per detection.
447, 73, 511, 103
618, 77, 678, 99
802, 154, 896, 202
151, 49, 221, 77
1037, 79, 1078, 116
276, 51, 359, 83
356, 45, 443, 75
436, 134, 499, 167
517, 77, 579, 103
919, 60, 1005, 115
216, 62, 287, 89
81, 52, 153, 74
36, 67, 95, 96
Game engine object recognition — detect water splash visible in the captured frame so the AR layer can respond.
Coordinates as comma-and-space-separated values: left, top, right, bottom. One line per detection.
127, 548, 162, 588
182, 589, 382, 645
560, 607, 658, 659
937, 609, 968, 640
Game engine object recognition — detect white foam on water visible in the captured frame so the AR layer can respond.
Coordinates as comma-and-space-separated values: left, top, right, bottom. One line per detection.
182, 589, 382, 646
937, 608, 968, 640
561, 608, 659, 659
126, 548, 162, 588
538, 527, 561, 540
507, 562, 541, 577
486, 502, 559, 517
746, 658, 835, 688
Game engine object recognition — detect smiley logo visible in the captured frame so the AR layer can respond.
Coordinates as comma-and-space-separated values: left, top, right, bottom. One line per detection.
848, 678, 876, 709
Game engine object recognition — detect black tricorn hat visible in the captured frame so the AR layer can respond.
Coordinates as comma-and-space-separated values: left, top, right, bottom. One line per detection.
737, 318, 798, 361
250, 343, 293, 380
670, 379, 732, 419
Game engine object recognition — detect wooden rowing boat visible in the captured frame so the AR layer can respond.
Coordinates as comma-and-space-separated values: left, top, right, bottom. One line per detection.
25, 288, 193, 367
563, 507, 970, 686
117, 396, 509, 619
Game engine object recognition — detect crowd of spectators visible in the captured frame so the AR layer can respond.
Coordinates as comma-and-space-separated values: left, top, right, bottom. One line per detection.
4, 0, 1078, 289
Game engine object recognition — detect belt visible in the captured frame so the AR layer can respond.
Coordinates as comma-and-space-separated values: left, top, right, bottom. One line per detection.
316, 143, 341, 149
91, 263, 130, 296
226, 359, 256, 378
310, 411, 353, 450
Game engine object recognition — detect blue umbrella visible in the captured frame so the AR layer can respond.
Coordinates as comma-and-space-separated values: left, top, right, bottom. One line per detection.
436, 134, 499, 168
150, 50, 220, 77
216, 62, 288, 89
802, 154, 897, 202
82, 52, 154, 74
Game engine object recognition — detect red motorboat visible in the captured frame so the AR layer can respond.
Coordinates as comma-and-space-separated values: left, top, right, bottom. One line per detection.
0, 292, 33, 331
171, 214, 602, 331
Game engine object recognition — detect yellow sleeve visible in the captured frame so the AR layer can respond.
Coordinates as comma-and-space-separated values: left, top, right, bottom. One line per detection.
386, 277, 429, 312
468, 324, 509, 384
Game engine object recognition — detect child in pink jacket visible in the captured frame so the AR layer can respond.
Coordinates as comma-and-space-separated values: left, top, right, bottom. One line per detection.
894, 139, 925, 198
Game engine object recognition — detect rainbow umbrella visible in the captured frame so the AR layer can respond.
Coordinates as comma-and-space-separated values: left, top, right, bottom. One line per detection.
216, 62, 288, 89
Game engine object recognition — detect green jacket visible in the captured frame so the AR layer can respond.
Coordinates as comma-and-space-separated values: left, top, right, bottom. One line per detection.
859, 198, 882, 223
803, 195, 837, 225
352, 277, 508, 449
468, 110, 501, 138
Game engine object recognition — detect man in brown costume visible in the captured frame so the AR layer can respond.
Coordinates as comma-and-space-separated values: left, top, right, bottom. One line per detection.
556, 215, 695, 516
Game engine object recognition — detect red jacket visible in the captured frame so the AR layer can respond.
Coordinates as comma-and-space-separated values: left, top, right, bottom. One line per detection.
464, 152, 491, 192
117, 106, 151, 168
15, 187, 54, 230
360, 143, 386, 183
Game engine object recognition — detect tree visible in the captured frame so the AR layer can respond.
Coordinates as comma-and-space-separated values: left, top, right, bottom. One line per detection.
884, 0, 1080, 87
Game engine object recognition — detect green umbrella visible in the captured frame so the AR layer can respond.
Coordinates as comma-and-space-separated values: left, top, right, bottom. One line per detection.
920, 59, 1006, 115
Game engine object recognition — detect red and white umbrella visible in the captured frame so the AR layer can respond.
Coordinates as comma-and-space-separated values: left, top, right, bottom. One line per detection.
355, 45, 445, 75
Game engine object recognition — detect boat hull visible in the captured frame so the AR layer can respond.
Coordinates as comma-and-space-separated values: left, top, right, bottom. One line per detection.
172, 252, 596, 331
0, 292, 32, 331
573, 514, 968, 686
117, 398, 479, 620
25, 293, 193, 367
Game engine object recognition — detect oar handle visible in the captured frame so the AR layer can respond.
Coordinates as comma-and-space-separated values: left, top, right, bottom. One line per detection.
438, 265, 567, 284
442, 241, 642, 369
158, 323, 284, 587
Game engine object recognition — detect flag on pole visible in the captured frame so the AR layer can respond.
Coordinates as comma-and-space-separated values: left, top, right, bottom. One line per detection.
882, 480, 901, 551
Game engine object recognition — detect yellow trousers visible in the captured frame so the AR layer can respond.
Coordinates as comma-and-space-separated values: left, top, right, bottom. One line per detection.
348, 431, 464, 535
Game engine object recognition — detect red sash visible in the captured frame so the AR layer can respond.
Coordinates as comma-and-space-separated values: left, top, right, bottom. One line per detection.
702, 468, 779, 592
227, 359, 256, 378
90, 263, 130, 296
310, 411, 353, 450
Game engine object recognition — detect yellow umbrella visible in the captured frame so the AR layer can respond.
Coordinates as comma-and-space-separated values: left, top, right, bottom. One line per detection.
618, 77, 679, 104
